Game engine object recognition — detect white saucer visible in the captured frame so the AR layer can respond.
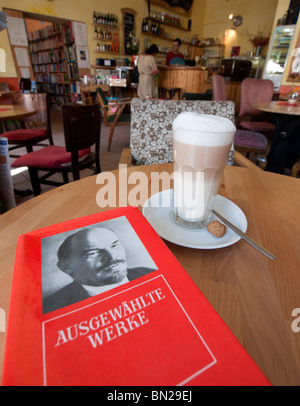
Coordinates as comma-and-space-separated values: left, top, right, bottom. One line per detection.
142, 189, 247, 249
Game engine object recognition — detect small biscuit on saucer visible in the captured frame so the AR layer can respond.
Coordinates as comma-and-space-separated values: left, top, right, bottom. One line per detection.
207, 220, 226, 238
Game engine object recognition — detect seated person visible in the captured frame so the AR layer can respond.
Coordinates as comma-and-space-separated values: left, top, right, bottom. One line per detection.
166, 38, 185, 66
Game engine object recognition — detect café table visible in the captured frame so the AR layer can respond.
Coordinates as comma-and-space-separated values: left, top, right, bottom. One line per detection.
0, 104, 38, 122
0, 163, 300, 386
0, 103, 38, 209
250, 101, 300, 174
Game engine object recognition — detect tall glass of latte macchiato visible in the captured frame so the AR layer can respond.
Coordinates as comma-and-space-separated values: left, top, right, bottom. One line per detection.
172, 112, 236, 229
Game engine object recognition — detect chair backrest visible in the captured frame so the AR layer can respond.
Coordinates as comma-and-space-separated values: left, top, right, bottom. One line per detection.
212, 75, 227, 101
95, 87, 110, 124
239, 78, 274, 117
96, 87, 109, 109
62, 102, 101, 154
0, 82, 9, 92
0, 82, 12, 105
130, 98, 235, 165
19, 78, 31, 93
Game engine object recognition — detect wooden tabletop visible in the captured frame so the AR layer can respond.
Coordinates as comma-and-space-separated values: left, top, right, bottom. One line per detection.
251, 101, 300, 116
0, 164, 300, 385
0, 104, 38, 121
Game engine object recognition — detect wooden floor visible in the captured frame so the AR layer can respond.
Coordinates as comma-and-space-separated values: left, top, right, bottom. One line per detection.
9, 109, 130, 206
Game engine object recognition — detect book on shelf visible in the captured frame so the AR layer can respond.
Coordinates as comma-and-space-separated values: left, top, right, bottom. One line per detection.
62, 21, 75, 44
64, 43, 77, 63
67, 62, 79, 81
27, 23, 63, 42
2, 207, 271, 386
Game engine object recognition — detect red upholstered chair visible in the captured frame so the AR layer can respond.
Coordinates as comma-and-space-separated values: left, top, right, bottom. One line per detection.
233, 129, 267, 157
12, 102, 102, 196
2, 93, 54, 157
212, 74, 268, 161
238, 77, 275, 136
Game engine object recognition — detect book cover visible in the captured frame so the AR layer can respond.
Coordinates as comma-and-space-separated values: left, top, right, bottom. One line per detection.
2, 207, 270, 386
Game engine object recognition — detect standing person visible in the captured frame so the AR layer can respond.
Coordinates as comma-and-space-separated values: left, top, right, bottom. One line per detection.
137, 44, 158, 98
166, 38, 185, 65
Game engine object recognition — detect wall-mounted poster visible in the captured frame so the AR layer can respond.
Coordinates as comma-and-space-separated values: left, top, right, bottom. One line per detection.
6, 16, 28, 46
231, 46, 240, 57
289, 46, 300, 81
72, 21, 88, 47
76, 46, 90, 69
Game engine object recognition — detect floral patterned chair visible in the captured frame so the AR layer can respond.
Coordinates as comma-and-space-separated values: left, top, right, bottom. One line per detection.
129, 98, 235, 166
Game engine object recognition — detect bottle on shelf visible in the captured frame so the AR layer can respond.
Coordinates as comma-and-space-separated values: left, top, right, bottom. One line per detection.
157, 23, 161, 36
142, 19, 148, 32
94, 11, 119, 28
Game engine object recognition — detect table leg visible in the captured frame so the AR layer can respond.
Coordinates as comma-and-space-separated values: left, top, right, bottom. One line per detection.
265, 115, 300, 174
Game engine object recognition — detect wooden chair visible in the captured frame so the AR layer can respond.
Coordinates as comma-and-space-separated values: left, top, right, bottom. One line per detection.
19, 77, 31, 93
11, 102, 102, 196
95, 87, 130, 152
0, 82, 9, 92
158, 87, 181, 99
2, 93, 54, 157
181, 90, 212, 100
0, 81, 14, 107
292, 159, 300, 177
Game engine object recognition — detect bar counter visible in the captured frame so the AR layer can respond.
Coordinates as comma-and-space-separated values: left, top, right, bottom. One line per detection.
158, 65, 209, 97
158, 66, 241, 111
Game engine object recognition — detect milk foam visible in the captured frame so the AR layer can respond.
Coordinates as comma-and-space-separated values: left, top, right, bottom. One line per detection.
173, 112, 236, 146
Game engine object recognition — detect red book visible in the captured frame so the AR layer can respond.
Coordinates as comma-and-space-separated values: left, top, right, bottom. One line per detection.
2, 207, 270, 386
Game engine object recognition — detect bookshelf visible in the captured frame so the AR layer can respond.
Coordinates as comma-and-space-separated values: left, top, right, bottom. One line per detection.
28, 22, 79, 106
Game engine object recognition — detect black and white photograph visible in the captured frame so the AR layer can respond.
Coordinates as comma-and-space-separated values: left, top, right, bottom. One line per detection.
41, 216, 158, 314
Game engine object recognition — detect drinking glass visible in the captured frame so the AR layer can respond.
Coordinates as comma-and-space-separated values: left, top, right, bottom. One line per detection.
172, 112, 236, 229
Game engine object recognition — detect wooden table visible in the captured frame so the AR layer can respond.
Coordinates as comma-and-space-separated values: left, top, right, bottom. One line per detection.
251, 101, 300, 173
0, 104, 38, 122
0, 104, 38, 211
0, 163, 300, 386
251, 100, 300, 116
